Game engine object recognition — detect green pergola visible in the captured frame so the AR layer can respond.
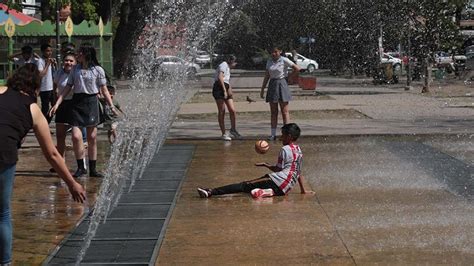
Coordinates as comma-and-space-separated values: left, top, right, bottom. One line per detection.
0, 18, 113, 85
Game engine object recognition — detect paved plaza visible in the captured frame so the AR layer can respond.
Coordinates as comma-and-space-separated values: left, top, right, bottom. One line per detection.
12, 72, 474, 264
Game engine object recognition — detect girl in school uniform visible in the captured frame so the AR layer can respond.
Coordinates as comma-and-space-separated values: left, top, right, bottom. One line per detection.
50, 44, 117, 177
260, 47, 301, 140
212, 55, 241, 141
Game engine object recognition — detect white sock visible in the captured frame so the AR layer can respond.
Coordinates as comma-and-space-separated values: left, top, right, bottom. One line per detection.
271, 128, 276, 136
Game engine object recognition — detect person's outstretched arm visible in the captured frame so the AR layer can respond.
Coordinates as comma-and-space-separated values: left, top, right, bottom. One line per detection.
100, 85, 119, 116
31, 103, 86, 203
260, 70, 270, 99
255, 162, 282, 172
49, 84, 72, 117
8, 52, 22, 62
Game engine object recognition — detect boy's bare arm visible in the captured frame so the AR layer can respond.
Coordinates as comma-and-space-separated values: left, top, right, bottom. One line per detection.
8, 52, 22, 61
298, 175, 315, 194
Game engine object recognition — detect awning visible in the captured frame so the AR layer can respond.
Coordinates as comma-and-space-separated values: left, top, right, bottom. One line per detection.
0, 3, 41, 26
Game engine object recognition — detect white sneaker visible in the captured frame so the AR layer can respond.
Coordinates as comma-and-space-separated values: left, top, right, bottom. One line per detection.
229, 128, 242, 139
197, 187, 212, 198
221, 133, 232, 141
251, 188, 274, 199
267, 135, 276, 141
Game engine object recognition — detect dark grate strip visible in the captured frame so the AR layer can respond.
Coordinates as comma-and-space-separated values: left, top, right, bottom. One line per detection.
43, 144, 195, 265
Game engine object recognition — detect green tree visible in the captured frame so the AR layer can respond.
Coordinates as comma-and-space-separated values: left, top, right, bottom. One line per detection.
214, 10, 259, 67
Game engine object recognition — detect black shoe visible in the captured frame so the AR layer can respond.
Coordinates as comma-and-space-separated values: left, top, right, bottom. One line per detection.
49, 167, 56, 173
73, 168, 87, 178
197, 187, 212, 198
89, 171, 103, 178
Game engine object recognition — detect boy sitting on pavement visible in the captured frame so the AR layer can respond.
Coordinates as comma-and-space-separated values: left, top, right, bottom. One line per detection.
197, 123, 314, 198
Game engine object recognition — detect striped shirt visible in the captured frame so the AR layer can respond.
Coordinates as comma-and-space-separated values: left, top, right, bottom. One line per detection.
269, 144, 303, 194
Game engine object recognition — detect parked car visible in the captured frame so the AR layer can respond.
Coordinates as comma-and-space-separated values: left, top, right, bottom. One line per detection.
284, 52, 319, 72
465, 45, 474, 70
194, 50, 211, 66
381, 53, 402, 72
152, 56, 201, 80
434, 51, 466, 75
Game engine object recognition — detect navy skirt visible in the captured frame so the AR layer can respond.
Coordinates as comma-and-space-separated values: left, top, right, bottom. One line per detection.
70, 93, 100, 127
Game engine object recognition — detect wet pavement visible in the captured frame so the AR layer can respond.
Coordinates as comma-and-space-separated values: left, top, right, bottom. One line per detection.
11, 72, 474, 264
157, 135, 474, 265
11, 134, 109, 265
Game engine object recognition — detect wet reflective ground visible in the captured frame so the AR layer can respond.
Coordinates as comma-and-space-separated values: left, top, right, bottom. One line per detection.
12, 133, 110, 265
12, 133, 474, 264
160, 134, 474, 265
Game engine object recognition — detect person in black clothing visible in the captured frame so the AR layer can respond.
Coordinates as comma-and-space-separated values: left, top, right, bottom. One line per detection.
0, 64, 86, 264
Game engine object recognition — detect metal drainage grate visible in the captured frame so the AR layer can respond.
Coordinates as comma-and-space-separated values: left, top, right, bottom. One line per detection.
43, 144, 195, 265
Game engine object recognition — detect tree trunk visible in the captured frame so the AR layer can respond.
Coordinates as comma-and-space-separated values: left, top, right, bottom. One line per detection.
113, 0, 155, 78
40, 0, 51, 21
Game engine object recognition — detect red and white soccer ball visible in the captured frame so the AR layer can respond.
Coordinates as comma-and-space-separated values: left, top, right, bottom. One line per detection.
255, 140, 269, 154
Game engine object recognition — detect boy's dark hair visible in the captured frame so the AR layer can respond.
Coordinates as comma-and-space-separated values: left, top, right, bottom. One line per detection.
225, 54, 236, 63
107, 85, 116, 95
40, 43, 51, 52
281, 123, 301, 140
61, 42, 75, 54
21, 45, 33, 54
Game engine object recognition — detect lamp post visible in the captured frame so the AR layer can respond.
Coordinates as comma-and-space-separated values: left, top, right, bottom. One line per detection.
55, 0, 61, 64
405, 0, 412, 90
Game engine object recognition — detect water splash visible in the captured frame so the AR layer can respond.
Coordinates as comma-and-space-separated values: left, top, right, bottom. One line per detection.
76, 1, 231, 263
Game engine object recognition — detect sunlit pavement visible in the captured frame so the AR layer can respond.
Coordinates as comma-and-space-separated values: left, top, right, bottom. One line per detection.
156, 73, 474, 265
13, 72, 474, 264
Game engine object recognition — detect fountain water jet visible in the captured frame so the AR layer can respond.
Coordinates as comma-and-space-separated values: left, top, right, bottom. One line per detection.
76, 1, 232, 263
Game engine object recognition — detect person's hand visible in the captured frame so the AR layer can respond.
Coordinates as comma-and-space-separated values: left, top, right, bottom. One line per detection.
48, 104, 58, 117
255, 162, 268, 167
111, 106, 120, 116
68, 182, 87, 203
223, 92, 228, 100
49, 58, 57, 66
260, 89, 265, 99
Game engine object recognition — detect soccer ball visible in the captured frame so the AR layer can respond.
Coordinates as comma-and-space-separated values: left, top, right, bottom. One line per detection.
255, 140, 269, 154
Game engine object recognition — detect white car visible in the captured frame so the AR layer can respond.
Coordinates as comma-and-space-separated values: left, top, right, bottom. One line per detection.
285, 52, 319, 72
194, 50, 211, 66
153, 56, 201, 79
381, 53, 402, 72
434, 51, 466, 73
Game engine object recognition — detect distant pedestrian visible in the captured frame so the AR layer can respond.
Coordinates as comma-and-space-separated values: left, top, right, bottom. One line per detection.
60, 41, 76, 58
260, 47, 301, 141
7, 45, 39, 68
212, 54, 241, 141
0, 64, 86, 265
99, 85, 124, 144
37, 44, 57, 123
291, 50, 299, 63
49, 44, 118, 177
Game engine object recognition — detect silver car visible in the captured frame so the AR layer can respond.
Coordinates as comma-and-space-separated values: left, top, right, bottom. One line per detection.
153, 55, 201, 79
